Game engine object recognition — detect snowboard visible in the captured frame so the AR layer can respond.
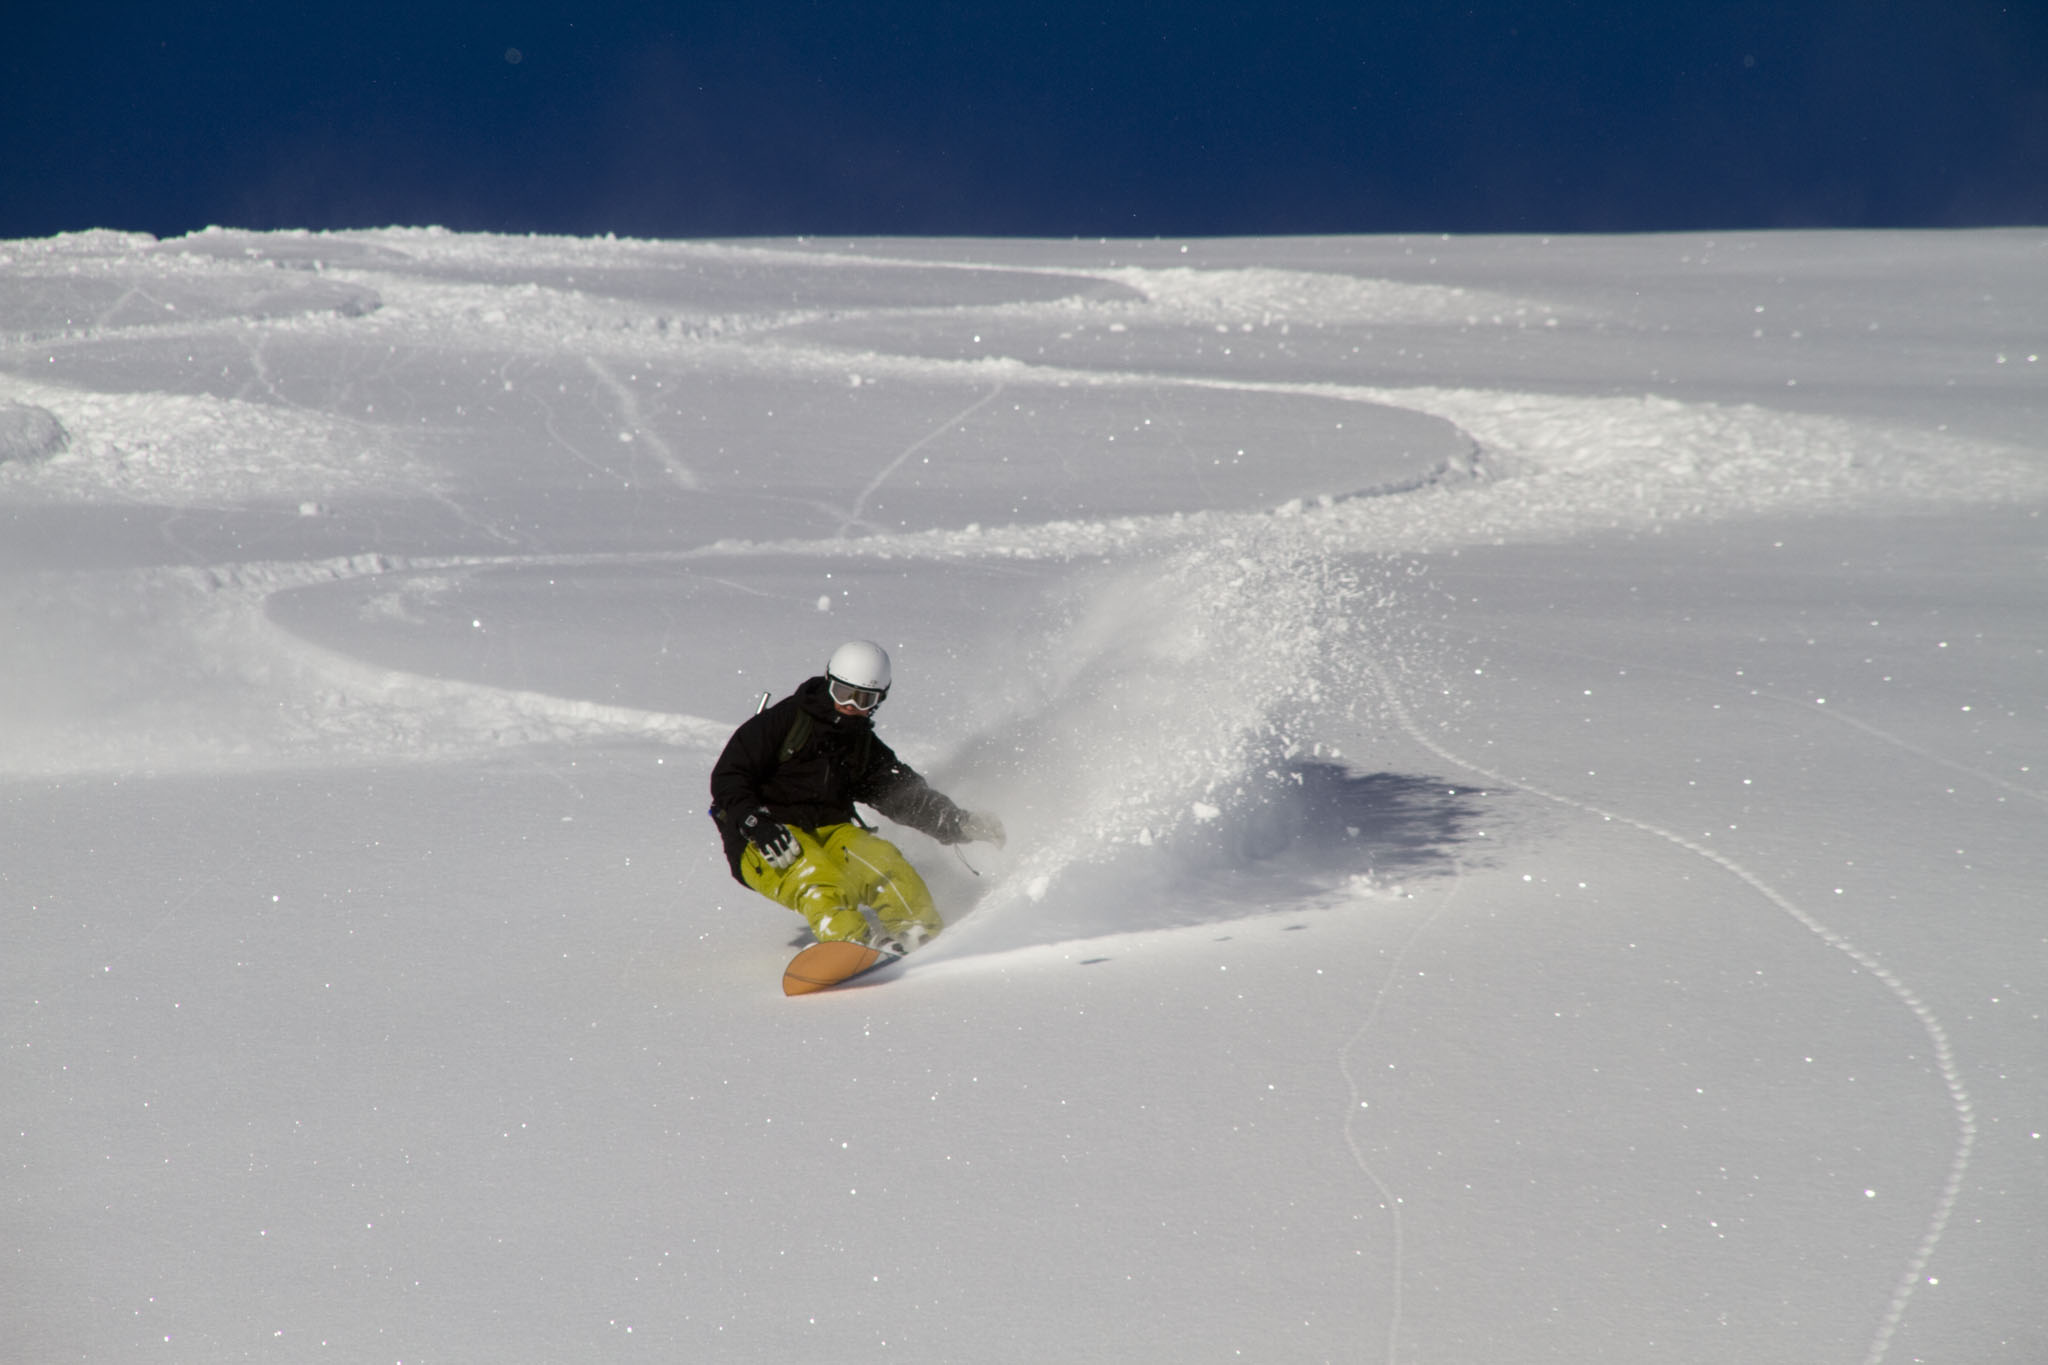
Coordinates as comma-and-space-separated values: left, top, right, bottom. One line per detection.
781, 939, 906, 996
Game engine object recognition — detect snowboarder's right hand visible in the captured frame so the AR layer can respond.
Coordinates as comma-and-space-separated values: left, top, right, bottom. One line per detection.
740, 808, 799, 869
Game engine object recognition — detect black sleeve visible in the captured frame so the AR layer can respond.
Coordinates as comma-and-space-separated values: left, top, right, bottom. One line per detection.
853, 735, 971, 844
708, 707, 786, 819
707, 706, 794, 880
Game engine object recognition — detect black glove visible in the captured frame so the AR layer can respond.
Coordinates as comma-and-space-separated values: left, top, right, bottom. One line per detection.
739, 807, 798, 869
958, 810, 1006, 848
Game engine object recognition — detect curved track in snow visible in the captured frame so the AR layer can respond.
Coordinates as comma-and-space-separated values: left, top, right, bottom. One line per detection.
5, 228, 2043, 1363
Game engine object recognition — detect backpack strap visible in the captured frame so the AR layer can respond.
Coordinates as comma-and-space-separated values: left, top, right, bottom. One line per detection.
776, 707, 875, 767
777, 709, 815, 764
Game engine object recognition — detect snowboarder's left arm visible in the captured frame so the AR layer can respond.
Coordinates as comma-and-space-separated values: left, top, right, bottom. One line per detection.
858, 740, 1004, 847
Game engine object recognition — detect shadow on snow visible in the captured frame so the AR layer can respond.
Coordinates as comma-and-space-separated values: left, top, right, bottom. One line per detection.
936, 762, 1499, 956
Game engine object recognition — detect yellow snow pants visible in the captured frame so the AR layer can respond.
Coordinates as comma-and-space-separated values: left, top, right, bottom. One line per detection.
740, 822, 943, 944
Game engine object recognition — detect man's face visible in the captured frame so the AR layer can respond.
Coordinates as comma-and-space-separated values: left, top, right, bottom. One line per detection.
828, 677, 886, 717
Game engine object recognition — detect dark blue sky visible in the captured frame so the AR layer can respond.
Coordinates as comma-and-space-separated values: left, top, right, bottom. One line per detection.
6, 1, 2046, 240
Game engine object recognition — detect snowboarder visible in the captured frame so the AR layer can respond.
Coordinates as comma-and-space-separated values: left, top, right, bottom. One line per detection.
709, 640, 1005, 953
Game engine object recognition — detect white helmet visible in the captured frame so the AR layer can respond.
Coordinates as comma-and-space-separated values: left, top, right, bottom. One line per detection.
825, 640, 891, 713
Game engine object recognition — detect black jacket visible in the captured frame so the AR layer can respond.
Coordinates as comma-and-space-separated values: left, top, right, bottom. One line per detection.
708, 676, 972, 881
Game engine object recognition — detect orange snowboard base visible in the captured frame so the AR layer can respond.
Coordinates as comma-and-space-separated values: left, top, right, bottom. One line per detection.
782, 939, 902, 996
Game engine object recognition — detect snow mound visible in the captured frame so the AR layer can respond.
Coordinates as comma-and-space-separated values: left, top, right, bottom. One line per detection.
1097, 263, 1572, 329
0, 402, 67, 463
0, 230, 379, 336
0, 378, 434, 505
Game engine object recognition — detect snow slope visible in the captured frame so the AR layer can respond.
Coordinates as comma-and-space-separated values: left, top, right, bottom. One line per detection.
4, 226, 2045, 1363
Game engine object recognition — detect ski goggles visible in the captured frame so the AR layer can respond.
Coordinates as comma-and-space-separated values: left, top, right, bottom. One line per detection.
827, 677, 888, 713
